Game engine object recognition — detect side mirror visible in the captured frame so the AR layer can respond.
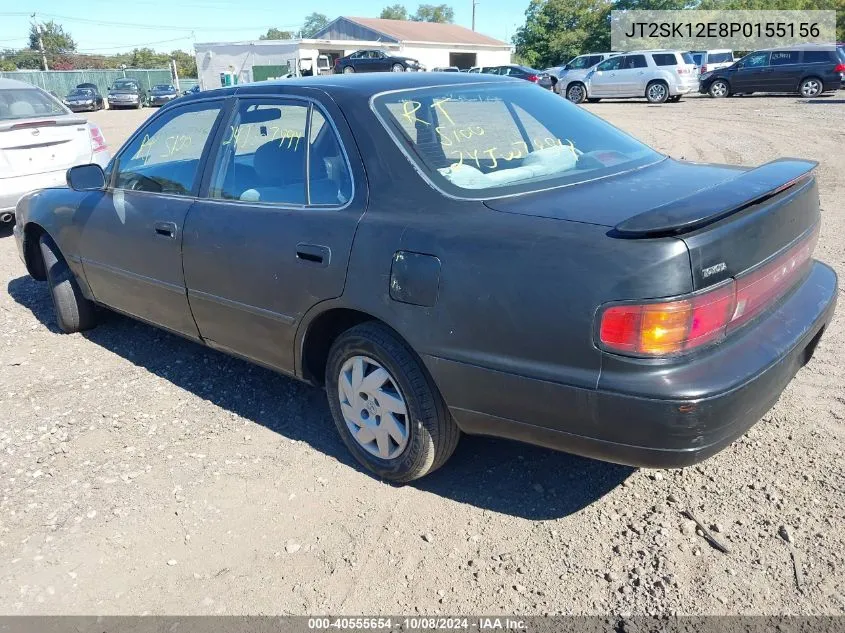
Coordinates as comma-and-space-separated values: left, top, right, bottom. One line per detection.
67, 164, 105, 191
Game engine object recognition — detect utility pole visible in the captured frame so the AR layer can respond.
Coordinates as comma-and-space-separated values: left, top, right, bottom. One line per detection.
472, 0, 479, 31
31, 14, 48, 71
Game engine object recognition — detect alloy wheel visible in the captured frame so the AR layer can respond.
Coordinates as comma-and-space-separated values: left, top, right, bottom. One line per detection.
711, 81, 728, 97
648, 83, 667, 102
801, 79, 821, 97
338, 355, 409, 460
567, 84, 584, 103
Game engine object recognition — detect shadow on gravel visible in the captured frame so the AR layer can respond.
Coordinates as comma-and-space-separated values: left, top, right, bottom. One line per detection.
803, 99, 845, 104
8, 274, 633, 520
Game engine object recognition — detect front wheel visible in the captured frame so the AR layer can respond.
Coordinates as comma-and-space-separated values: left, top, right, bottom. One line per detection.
799, 77, 823, 98
39, 234, 98, 333
565, 82, 587, 104
646, 81, 669, 103
391, 63, 405, 72
709, 79, 729, 98
325, 322, 460, 482
342, 66, 355, 74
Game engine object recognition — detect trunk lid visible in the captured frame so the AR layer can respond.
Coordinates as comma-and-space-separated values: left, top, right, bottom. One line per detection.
484, 157, 820, 290
0, 114, 92, 178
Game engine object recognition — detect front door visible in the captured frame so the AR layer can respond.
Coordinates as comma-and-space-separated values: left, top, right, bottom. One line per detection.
78, 100, 226, 338
615, 54, 648, 97
589, 56, 624, 97
732, 51, 770, 92
183, 96, 366, 373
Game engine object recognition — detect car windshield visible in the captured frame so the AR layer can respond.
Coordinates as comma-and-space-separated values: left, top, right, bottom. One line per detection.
113, 80, 138, 90
567, 56, 593, 69
153, 85, 174, 91
0, 88, 66, 121
372, 82, 661, 198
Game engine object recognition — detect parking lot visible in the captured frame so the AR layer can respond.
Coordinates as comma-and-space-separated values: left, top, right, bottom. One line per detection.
1, 93, 844, 615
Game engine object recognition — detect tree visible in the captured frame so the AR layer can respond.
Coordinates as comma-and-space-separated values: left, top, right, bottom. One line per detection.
302, 12, 329, 37
28, 20, 76, 69
513, 0, 613, 68
411, 3, 455, 22
259, 27, 294, 40
380, 4, 409, 19
170, 49, 198, 78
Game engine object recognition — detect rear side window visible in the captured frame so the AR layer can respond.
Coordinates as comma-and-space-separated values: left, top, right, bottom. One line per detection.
624, 55, 647, 69
708, 52, 733, 63
372, 83, 660, 198
803, 50, 834, 63
770, 51, 799, 65
651, 53, 677, 66
114, 102, 222, 196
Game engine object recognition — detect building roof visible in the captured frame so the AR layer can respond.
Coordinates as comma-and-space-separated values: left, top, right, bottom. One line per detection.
318, 16, 508, 47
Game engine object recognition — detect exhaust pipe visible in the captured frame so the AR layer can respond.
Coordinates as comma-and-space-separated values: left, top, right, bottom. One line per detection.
0, 213, 13, 224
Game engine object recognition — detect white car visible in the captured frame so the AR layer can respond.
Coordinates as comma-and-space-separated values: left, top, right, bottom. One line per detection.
0, 78, 110, 225
550, 52, 620, 100
689, 49, 735, 75
581, 50, 699, 104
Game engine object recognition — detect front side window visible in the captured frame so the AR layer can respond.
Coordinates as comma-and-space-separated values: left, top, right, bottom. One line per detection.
210, 100, 351, 206
597, 57, 624, 71
0, 88, 66, 120
568, 56, 591, 70
742, 52, 770, 67
373, 83, 661, 198
113, 102, 222, 195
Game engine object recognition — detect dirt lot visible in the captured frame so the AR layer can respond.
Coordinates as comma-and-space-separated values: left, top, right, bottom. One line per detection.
1, 94, 844, 615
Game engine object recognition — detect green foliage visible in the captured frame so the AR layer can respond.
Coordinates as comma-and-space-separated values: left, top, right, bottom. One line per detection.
259, 27, 295, 40
412, 4, 455, 22
380, 4, 409, 19
697, 0, 845, 41
302, 12, 329, 37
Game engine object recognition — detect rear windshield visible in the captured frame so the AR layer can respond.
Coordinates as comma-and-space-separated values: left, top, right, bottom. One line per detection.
708, 51, 733, 63
372, 83, 661, 198
0, 88, 66, 121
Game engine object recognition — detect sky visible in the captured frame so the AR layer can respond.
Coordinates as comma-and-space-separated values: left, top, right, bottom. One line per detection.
0, 0, 530, 54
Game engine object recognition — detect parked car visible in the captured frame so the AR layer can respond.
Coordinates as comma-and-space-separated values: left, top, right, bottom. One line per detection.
13, 73, 837, 482
431, 66, 460, 72
182, 85, 201, 96
480, 64, 542, 83
335, 50, 424, 74
581, 50, 698, 104
63, 87, 104, 112
688, 49, 735, 75
148, 84, 179, 107
0, 78, 109, 225
549, 52, 619, 100
107, 78, 146, 109
700, 46, 845, 98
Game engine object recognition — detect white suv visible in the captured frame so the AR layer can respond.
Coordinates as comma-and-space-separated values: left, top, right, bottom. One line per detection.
689, 49, 735, 74
579, 50, 699, 104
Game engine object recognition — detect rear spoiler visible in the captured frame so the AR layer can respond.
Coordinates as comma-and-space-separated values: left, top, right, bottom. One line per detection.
614, 158, 818, 237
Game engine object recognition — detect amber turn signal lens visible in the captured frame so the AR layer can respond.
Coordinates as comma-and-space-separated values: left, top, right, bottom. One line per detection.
639, 302, 692, 355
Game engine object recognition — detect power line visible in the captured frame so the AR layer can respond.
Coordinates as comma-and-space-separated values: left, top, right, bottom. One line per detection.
77, 36, 193, 52
22, 12, 301, 33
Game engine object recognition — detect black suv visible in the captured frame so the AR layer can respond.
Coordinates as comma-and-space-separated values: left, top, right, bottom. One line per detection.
700, 46, 845, 98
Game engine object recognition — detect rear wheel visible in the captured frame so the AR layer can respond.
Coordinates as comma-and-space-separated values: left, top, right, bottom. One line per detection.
342, 66, 355, 74
645, 81, 669, 103
391, 63, 405, 72
325, 322, 459, 482
709, 79, 729, 98
565, 82, 587, 104
799, 77, 823, 98
39, 234, 98, 333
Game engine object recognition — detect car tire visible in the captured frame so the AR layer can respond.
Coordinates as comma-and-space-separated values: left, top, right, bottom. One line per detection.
39, 234, 98, 334
325, 321, 460, 483
709, 79, 730, 98
565, 82, 587, 104
646, 81, 669, 103
342, 66, 355, 74
391, 63, 405, 72
799, 77, 823, 98
668, 95, 682, 102
586, 98, 601, 103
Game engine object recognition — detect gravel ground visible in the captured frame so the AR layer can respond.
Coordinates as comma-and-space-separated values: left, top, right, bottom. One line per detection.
1, 93, 844, 615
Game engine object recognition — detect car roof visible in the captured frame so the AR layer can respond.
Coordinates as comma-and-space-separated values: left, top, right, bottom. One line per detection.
178, 72, 519, 102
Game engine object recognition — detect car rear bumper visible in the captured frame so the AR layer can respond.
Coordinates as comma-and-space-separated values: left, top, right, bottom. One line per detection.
424, 261, 837, 468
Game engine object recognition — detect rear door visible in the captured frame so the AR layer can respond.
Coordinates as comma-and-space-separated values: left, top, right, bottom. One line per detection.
769, 50, 802, 91
182, 94, 366, 373
78, 99, 227, 338
589, 56, 624, 96
733, 51, 770, 92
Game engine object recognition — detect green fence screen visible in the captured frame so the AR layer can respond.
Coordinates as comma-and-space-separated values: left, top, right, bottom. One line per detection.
0, 69, 177, 96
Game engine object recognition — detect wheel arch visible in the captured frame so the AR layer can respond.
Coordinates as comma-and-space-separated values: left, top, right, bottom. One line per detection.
22, 222, 49, 280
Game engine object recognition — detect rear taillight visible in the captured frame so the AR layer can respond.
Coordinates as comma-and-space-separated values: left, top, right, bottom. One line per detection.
677, 66, 691, 74
89, 125, 107, 153
598, 226, 818, 357
834, 63, 845, 72
527, 74, 538, 82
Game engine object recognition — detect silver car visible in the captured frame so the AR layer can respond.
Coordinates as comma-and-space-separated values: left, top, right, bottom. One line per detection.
580, 50, 699, 104
1, 78, 110, 224
548, 52, 619, 99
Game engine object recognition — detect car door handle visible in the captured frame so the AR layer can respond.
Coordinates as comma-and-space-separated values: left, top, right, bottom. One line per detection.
154, 221, 177, 238
296, 243, 331, 267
